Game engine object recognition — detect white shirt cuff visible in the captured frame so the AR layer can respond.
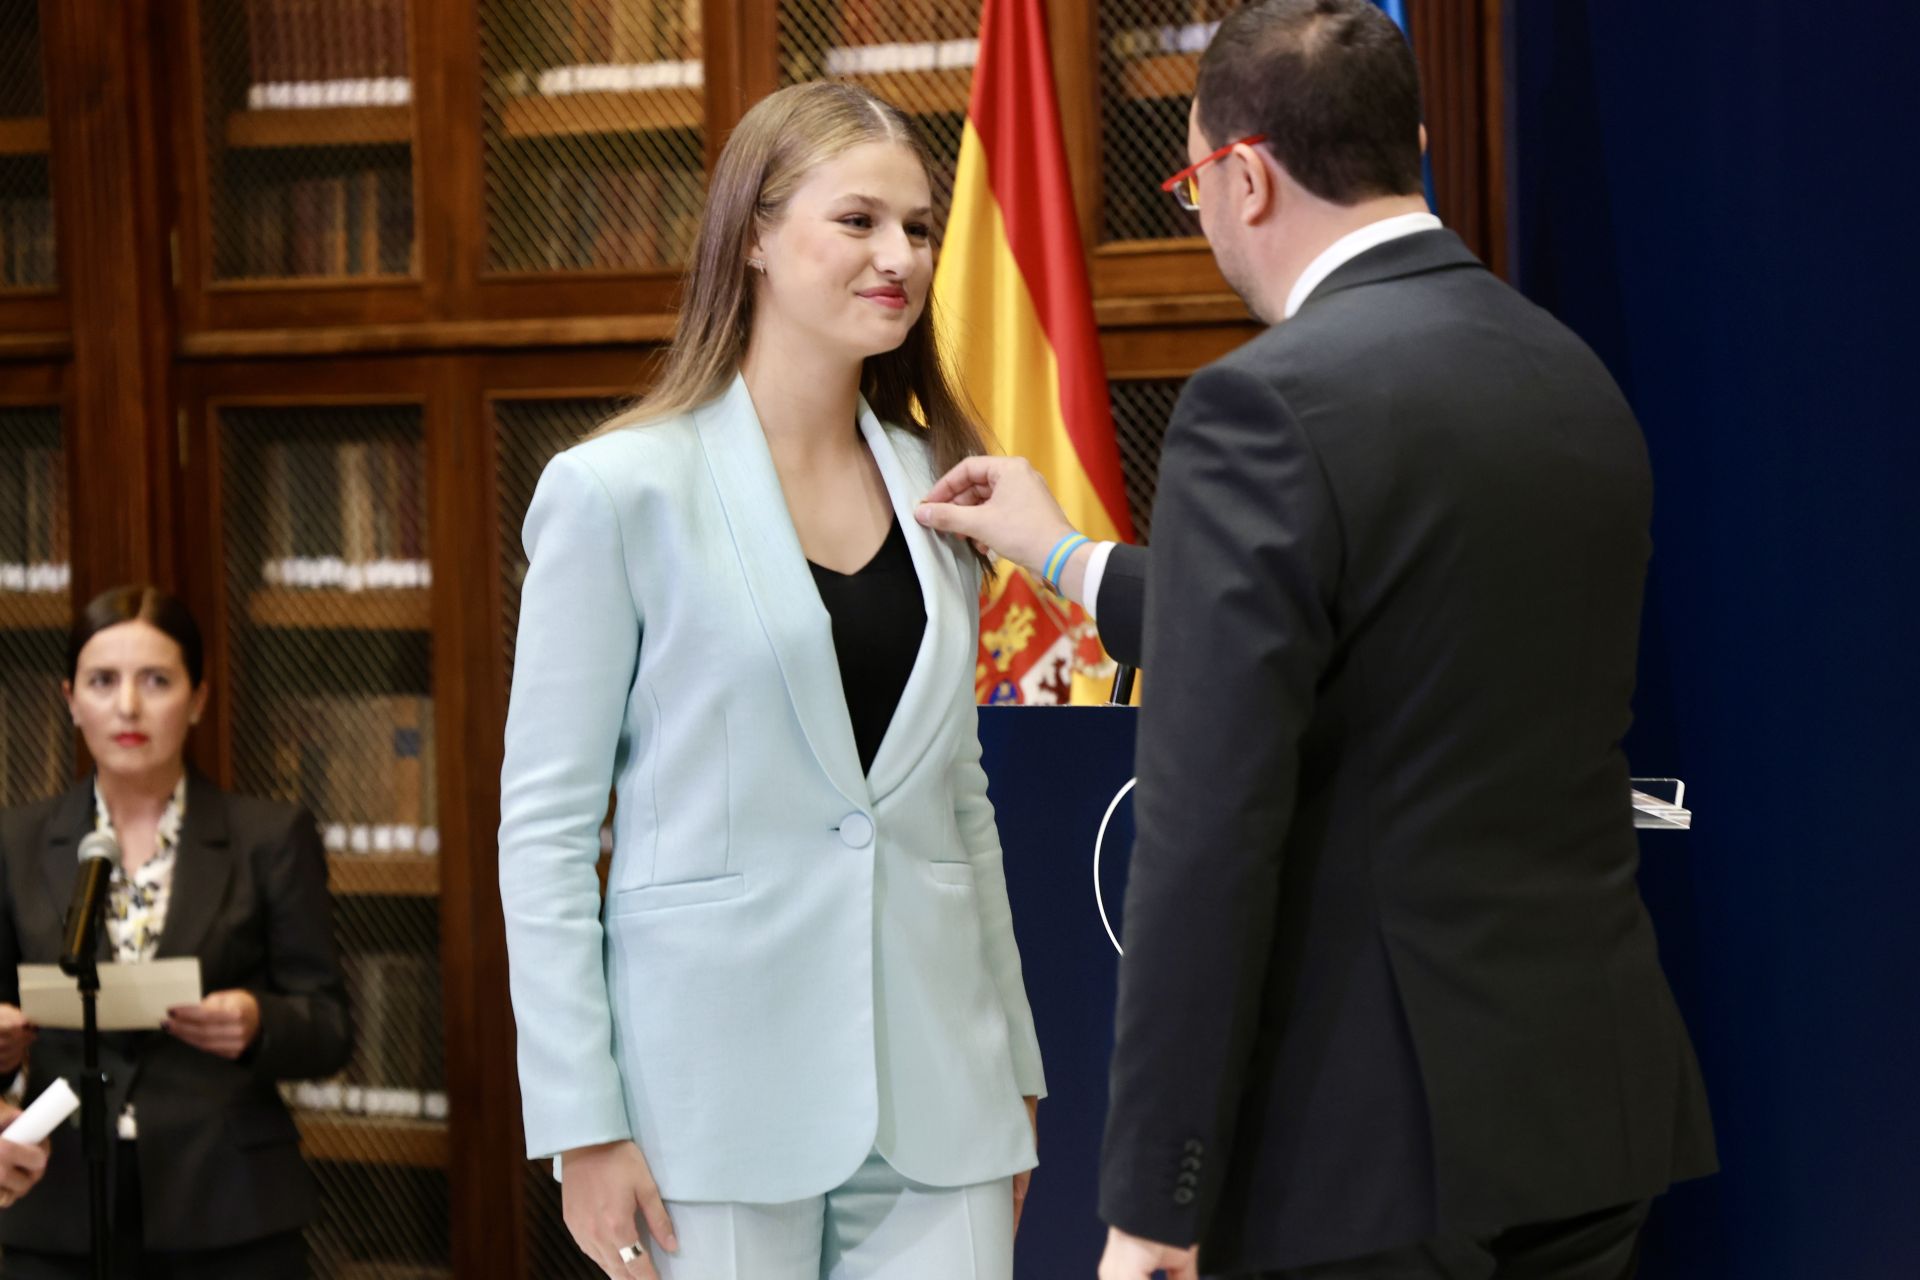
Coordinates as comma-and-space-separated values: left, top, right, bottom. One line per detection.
1081, 541, 1117, 620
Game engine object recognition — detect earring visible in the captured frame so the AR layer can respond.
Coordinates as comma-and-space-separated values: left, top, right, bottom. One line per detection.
747, 258, 766, 273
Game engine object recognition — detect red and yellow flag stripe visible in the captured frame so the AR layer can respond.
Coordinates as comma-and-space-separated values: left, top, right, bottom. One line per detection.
934, 0, 1135, 703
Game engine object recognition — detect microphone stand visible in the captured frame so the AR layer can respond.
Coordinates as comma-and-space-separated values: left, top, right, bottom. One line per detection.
1108, 664, 1138, 706
59, 904, 113, 1280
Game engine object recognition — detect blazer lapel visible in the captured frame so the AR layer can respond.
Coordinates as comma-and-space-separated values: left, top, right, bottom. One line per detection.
858, 403, 964, 800
37, 778, 97, 957
695, 375, 871, 812
156, 773, 235, 960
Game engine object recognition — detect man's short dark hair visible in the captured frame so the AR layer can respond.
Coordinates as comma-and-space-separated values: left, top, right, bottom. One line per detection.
1196, 0, 1424, 204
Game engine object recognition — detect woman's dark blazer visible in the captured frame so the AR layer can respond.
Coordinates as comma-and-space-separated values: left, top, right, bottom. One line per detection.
0, 772, 352, 1254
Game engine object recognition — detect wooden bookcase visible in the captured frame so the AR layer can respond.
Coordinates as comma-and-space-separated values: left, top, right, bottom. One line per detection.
5, 0, 1505, 1274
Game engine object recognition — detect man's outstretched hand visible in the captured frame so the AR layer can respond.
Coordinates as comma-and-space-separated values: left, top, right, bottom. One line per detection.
917, 456, 1093, 600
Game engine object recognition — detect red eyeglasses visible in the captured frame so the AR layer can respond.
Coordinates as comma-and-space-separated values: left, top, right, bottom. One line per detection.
1160, 134, 1269, 212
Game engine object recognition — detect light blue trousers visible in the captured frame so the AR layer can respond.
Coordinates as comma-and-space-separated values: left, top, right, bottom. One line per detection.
650, 1149, 1015, 1280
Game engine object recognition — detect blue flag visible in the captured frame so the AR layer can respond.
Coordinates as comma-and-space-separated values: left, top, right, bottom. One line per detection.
1374, 0, 1436, 209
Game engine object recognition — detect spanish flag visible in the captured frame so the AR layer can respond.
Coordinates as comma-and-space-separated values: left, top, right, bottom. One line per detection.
934, 0, 1136, 705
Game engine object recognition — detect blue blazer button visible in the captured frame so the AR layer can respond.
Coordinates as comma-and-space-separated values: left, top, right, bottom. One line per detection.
839, 813, 875, 848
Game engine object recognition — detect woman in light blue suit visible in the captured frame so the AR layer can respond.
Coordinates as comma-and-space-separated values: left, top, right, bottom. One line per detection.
499, 82, 1046, 1280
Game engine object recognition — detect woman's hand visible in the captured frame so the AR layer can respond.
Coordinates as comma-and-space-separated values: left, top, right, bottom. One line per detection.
561, 1139, 679, 1279
0, 1103, 49, 1210
1013, 1095, 1039, 1236
0, 1004, 34, 1073
164, 990, 261, 1059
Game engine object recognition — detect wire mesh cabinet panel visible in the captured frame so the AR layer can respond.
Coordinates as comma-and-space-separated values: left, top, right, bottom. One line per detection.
1097, 0, 1239, 244
1109, 377, 1180, 539
0, 403, 71, 808
489, 392, 625, 1279
195, 0, 419, 283
0, 0, 57, 293
775, 0, 980, 226
479, 0, 708, 275
217, 402, 450, 1279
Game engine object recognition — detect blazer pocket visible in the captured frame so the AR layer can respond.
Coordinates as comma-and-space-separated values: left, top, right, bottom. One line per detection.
611, 873, 746, 916
925, 861, 976, 888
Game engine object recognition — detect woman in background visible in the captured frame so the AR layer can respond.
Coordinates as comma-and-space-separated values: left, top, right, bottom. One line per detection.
500, 82, 1045, 1280
0, 585, 351, 1278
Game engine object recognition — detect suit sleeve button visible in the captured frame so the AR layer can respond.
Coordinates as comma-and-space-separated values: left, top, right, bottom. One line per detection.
1173, 1187, 1196, 1206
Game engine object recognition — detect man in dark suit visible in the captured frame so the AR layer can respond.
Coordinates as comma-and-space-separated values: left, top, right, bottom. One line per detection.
916, 1, 1714, 1275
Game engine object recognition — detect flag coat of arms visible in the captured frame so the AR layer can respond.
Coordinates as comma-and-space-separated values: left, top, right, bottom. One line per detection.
932, 0, 1137, 704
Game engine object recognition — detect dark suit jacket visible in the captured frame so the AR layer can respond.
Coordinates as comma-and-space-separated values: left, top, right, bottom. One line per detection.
1096, 230, 1715, 1272
0, 773, 351, 1254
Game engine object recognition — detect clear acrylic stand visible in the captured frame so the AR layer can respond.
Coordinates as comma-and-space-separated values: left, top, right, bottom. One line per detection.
1631, 778, 1691, 830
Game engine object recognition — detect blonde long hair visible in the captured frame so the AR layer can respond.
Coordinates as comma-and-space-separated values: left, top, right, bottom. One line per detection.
593, 81, 990, 481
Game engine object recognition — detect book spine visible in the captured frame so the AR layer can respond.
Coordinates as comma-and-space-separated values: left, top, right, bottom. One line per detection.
393, 438, 422, 560
390, 695, 422, 830
50, 445, 69, 565
340, 441, 374, 566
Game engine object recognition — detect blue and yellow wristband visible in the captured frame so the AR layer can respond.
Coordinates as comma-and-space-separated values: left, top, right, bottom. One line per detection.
1042, 533, 1091, 593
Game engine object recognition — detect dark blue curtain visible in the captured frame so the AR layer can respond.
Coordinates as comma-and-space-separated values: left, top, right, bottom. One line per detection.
1508, 5, 1920, 1276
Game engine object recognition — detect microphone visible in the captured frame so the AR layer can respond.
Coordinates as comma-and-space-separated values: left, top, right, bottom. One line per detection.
59, 830, 119, 976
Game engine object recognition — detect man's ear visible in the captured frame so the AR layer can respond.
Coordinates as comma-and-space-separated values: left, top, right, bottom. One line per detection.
1236, 143, 1277, 225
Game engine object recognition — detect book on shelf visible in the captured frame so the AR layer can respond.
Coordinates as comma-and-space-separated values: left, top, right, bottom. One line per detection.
511, 0, 706, 97
530, 60, 703, 96
0, 670, 69, 808
0, 195, 57, 289
0, 563, 68, 594
536, 158, 700, 271
821, 39, 979, 76
0, 6, 45, 115
343, 948, 444, 1090
244, 0, 413, 111
252, 434, 427, 585
281, 947, 447, 1120
0, 439, 68, 574
838, 0, 979, 57
236, 161, 412, 280
284, 1079, 450, 1123
262, 692, 438, 843
1107, 19, 1218, 60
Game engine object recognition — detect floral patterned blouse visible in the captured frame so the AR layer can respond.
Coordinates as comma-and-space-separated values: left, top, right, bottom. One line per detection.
91, 775, 188, 1138
93, 775, 188, 964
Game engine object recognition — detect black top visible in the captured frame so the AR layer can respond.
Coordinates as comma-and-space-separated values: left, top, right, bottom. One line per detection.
808, 517, 926, 775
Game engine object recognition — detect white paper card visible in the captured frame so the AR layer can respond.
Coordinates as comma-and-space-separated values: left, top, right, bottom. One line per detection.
16, 960, 204, 1032
2, 1078, 79, 1144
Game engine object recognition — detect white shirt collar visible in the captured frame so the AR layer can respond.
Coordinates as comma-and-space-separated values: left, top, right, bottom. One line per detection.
1283, 212, 1444, 319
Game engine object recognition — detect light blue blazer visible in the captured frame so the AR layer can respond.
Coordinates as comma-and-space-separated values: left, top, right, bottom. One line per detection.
498, 374, 1046, 1203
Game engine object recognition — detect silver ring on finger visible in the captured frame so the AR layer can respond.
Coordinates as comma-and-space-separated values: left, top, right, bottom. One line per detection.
618, 1241, 646, 1264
